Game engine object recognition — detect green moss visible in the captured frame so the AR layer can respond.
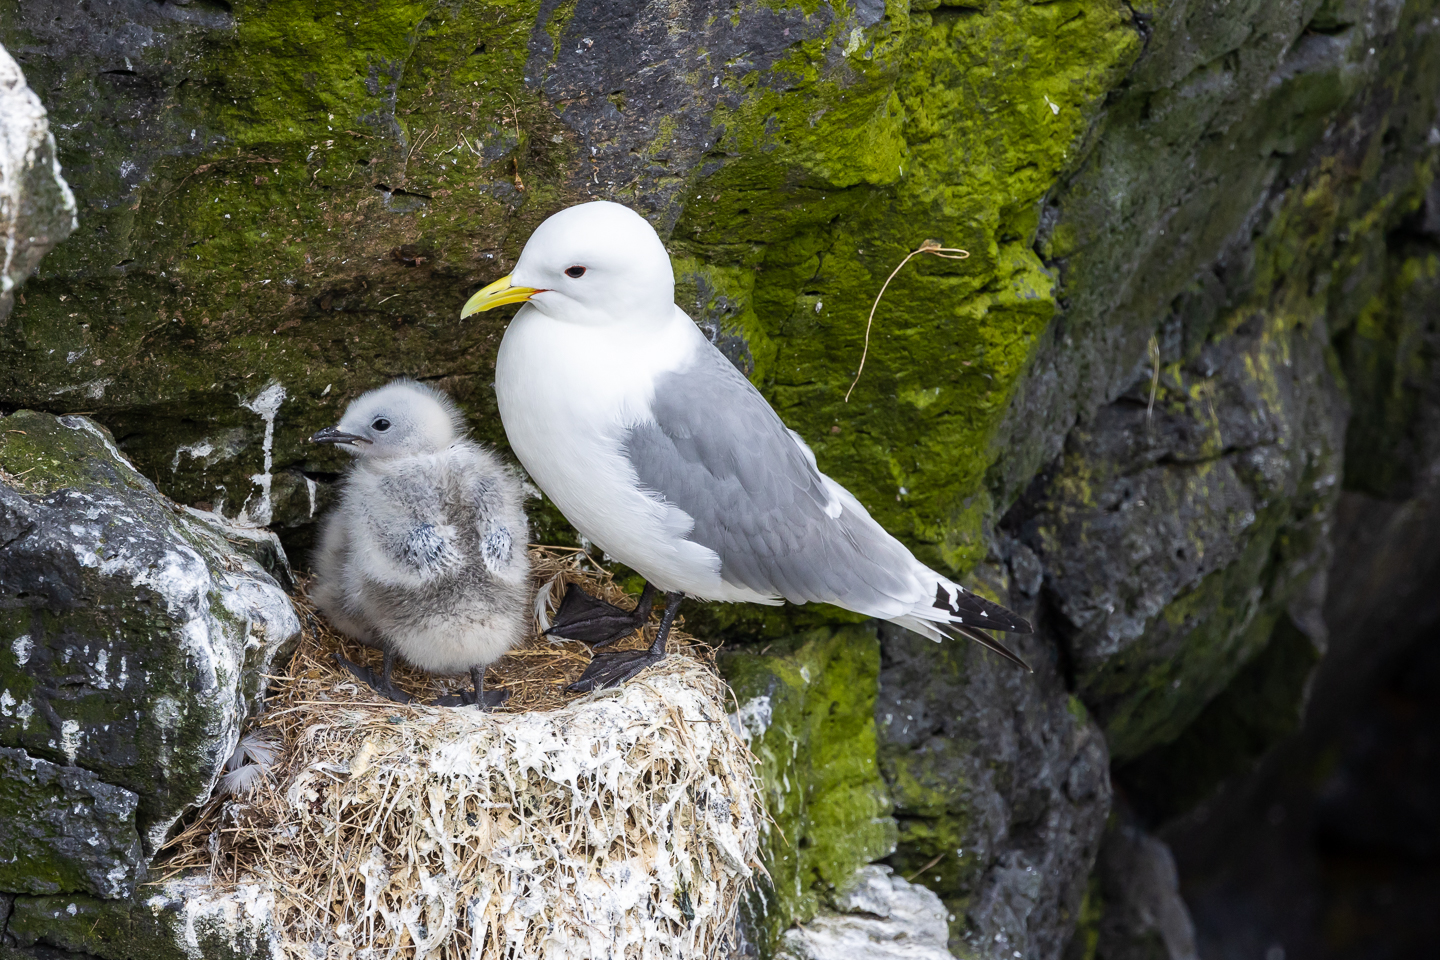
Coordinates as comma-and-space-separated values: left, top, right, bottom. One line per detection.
1337, 252, 1440, 499
8, 892, 267, 960
1067, 875, 1104, 960
719, 626, 895, 947
1117, 611, 1324, 819
0, 0, 588, 552
668, 1, 1144, 637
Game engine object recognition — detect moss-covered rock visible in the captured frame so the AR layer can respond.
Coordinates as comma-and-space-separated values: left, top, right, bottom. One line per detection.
1012, 312, 1345, 762
7, 881, 275, 960
0, 0, 1145, 574
876, 610, 1112, 960
720, 626, 896, 945
0, 747, 142, 899
2, 0, 1439, 955
0, 410, 299, 864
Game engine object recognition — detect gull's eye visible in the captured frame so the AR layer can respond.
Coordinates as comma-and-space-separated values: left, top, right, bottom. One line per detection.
564, 265, 587, 279
372, 418, 391, 432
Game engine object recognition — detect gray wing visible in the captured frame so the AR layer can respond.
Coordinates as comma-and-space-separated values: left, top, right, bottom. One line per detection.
625, 341, 918, 612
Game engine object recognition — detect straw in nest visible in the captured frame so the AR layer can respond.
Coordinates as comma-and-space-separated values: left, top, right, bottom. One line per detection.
155, 547, 764, 960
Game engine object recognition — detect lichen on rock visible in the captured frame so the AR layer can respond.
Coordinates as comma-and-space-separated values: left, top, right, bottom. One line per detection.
0, 410, 300, 868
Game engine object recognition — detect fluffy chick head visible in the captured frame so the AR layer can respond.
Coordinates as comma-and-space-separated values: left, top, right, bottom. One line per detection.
311, 379, 465, 459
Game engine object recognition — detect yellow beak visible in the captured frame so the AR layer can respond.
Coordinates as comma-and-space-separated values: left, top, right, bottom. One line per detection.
460, 274, 542, 317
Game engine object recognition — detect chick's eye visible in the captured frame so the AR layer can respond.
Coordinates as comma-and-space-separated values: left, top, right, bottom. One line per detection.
564, 265, 587, 279
372, 418, 391, 432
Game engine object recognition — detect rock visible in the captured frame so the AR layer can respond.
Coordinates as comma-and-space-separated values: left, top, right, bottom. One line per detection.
0, 43, 76, 323
776, 865, 953, 960
876, 616, 1112, 960
1012, 317, 1346, 763
0, 748, 141, 899
721, 628, 898, 945
1082, 807, 1199, 960
6, 879, 278, 960
0, 410, 300, 870
0, 0, 1437, 955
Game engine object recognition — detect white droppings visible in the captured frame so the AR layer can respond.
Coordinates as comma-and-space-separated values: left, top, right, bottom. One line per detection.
239, 381, 286, 527
60, 719, 81, 763
172, 440, 216, 471
12, 633, 32, 665
304, 475, 317, 518
60, 417, 128, 469
94, 647, 109, 688
104, 863, 130, 898
729, 693, 773, 740
193, 661, 757, 959
1044, 94, 1060, 115
0, 690, 14, 716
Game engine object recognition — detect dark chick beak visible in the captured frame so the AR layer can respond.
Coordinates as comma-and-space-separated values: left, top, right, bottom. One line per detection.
309, 426, 369, 446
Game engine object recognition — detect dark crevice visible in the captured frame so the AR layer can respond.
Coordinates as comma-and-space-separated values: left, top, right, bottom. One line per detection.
1039, 584, 1081, 692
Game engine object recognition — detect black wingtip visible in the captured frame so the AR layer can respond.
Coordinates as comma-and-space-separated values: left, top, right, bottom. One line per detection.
934, 584, 1034, 634
943, 623, 1033, 672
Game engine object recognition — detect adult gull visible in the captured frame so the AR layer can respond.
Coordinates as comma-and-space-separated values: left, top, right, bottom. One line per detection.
461, 201, 1032, 691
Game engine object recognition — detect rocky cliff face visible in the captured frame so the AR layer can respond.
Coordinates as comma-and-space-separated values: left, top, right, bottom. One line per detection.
1, 0, 1437, 957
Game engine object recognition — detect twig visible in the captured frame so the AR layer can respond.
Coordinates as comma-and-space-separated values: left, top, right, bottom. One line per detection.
846, 240, 969, 402
506, 95, 525, 191
904, 850, 947, 882
1146, 334, 1160, 422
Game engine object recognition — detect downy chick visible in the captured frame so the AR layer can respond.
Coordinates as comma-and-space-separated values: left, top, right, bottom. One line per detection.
310, 380, 530, 709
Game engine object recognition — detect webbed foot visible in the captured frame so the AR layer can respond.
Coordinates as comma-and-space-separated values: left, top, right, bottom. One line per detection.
545, 582, 656, 648
566, 648, 668, 693
334, 652, 413, 704
434, 687, 510, 710
567, 590, 685, 693
434, 665, 509, 710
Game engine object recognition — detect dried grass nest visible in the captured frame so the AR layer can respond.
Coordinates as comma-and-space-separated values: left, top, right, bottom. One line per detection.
159, 547, 765, 960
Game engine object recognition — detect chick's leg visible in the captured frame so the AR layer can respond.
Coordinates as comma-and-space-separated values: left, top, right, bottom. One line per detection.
435, 665, 510, 710
544, 582, 657, 647
334, 648, 414, 704
568, 591, 683, 693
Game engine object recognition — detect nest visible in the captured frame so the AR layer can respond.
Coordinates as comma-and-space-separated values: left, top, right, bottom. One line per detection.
158, 547, 763, 960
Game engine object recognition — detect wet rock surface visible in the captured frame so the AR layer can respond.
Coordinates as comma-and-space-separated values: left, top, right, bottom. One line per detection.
1011, 317, 1346, 763
0, 409, 298, 957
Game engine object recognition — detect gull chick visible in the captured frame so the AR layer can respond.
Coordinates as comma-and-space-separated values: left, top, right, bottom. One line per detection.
310, 380, 529, 709
460, 201, 1033, 692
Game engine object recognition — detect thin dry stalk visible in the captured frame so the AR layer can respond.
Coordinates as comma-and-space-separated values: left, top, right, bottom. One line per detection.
846, 239, 970, 402
1147, 333, 1161, 423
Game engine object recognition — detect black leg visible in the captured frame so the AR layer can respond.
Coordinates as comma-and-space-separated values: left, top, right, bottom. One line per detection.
544, 581, 657, 648
435, 665, 511, 710
568, 591, 684, 693
334, 648, 413, 704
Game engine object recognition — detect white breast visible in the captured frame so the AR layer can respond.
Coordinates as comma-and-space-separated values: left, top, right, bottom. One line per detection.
494, 305, 727, 596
